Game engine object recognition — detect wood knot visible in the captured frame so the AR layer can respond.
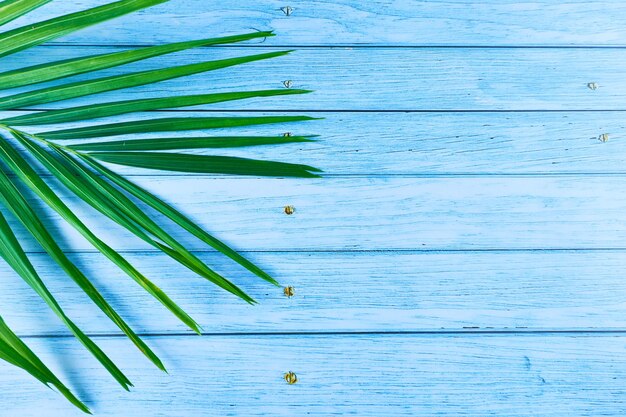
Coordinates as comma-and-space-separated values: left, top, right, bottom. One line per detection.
284, 371, 298, 384
284, 286, 295, 297
284, 205, 296, 215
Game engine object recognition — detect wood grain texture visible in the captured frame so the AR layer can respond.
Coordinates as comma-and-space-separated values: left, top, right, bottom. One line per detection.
3, 0, 626, 415
4, 250, 626, 336
4, 46, 626, 111
3, 0, 626, 46
3, 334, 626, 416
4, 176, 626, 252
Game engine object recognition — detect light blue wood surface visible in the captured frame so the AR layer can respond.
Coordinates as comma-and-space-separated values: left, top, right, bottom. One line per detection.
1, 1, 626, 416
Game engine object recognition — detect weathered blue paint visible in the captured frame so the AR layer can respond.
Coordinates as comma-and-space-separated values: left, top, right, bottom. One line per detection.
1, 1, 625, 416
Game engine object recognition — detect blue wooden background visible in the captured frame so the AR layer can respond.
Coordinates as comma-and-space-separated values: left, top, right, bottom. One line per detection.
2, 0, 626, 415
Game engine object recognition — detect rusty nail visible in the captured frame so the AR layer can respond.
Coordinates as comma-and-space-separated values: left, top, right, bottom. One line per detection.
284, 286, 295, 297
284, 371, 298, 384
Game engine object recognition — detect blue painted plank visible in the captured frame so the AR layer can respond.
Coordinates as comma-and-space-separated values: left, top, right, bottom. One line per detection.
3, 251, 626, 336
1, 334, 625, 416
3, 47, 626, 111
3, 176, 626, 252
1, 1, 624, 416
3, 0, 626, 47
3, 110, 623, 177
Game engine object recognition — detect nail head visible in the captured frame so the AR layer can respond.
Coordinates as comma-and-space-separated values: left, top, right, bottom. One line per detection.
284, 371, 298, 384
284, 286, 295, 297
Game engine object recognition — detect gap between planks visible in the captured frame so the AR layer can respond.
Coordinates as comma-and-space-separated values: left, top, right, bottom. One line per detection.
20, 329, 626, 340
15, 109, 626, 113
16, 247, 626, 255
37, 44, 626, 49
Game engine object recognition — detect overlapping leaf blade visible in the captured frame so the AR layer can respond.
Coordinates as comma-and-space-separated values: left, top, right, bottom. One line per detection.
0, 0, 321, 410
14, 132, 255, 303
0, 316, 90, 413
0, 31, 273, 90
88, 152, 322, 177
0, 151, 165, 372
78, 154, 281, 284
68, 135, 316, 151
0, 51, 291, 110
4, 89, 310, 126
0, 195, 131, 390
0, 0, 168, 57
0, 133, 200, 333
0, 0, 52, 26
40, 115, 318, 139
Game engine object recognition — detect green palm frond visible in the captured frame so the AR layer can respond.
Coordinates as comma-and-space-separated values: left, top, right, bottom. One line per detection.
0, 0, 319, 411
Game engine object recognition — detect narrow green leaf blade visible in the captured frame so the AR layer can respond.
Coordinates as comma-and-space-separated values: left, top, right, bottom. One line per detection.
0, 196, 132, 390
0, 153, 165, 372
4, 89, 310, 126
79, 154, 280, 285
0, 31, 273, 91
69, 135, 316, 152
88, 152, 322, 177
0, 51, 291, 110
15, 132, 254, 304
0, 134, 200, 334
0, 317, 90, 413
54, 145, 256, 303
0, 0, 168, 58
41, 115, 318, 139
0, 0, 52, 26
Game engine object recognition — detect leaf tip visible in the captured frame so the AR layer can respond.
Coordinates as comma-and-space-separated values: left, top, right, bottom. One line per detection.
191, 322, 203, 335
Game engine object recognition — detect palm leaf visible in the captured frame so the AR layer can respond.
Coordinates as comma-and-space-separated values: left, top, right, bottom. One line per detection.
0, 0, 320, 411
78, 153, 284, 285
15, 131, 255, 303
87, 152, 322, 177
0, 316, 90, 413
0, 200, 131, 389
39, 116, 318, 139
0, 51, 291, 110
0, 0, 167, 58
0, 0, 51, 26
0, 31, 273, 91
0, 158, 165, 372
0, 134, 201, 334
3, 89, 310, 125
68, 135, 317, 151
